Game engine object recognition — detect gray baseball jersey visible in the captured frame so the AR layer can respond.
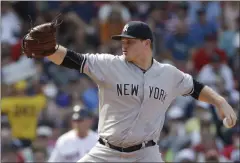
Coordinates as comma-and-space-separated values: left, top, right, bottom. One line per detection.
81, 54, 193, 148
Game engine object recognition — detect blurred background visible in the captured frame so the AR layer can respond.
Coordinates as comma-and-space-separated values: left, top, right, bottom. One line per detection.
1, 1, 239, 162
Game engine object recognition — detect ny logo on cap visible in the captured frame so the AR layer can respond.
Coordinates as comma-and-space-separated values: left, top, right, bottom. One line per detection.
123, 24, 129, 32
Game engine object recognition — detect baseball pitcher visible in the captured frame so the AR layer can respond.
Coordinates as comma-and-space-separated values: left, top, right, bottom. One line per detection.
22, 17, 237, 162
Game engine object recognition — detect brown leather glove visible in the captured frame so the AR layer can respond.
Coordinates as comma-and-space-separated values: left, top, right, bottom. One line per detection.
21, 14, 62, 58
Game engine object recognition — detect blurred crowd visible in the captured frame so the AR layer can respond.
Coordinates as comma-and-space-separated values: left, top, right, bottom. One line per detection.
1, 1, 240, 162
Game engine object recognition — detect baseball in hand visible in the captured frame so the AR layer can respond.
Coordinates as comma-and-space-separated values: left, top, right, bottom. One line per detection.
223, 118, 232, 128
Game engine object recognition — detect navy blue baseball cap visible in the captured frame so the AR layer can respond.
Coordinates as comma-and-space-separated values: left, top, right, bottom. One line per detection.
72, 105, 93, 121
111, 21, 153, 42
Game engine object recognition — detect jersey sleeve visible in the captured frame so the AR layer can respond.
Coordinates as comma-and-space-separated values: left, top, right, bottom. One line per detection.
81, 53, 115, 82
172, 66, 194, 97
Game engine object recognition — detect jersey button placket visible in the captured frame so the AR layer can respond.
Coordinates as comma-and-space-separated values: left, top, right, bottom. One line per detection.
141, 73, 147, 106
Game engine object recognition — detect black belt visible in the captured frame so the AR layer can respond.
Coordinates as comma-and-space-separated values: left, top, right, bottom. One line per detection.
98, 138, 156, 153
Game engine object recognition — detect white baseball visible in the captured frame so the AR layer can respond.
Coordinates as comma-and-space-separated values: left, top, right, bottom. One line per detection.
223, 118, 232, 128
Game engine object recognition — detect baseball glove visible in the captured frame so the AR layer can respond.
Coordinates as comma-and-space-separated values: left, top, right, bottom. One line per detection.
21, 14, 62, 58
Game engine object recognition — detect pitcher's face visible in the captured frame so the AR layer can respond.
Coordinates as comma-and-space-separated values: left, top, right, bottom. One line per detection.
121, 38, 147, 62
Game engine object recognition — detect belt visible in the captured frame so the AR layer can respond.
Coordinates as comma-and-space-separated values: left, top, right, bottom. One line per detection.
98, 138, 156, 153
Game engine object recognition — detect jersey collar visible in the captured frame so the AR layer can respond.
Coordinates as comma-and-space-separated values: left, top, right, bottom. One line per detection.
123, 56, 155, 73
132, 57, 154, 73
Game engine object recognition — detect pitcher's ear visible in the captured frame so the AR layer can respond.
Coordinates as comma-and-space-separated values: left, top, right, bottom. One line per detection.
145, 39, 151, 47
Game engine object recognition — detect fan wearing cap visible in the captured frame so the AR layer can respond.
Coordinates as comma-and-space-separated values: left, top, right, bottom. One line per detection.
35, 20, 237, 162
48, 105, 98, 162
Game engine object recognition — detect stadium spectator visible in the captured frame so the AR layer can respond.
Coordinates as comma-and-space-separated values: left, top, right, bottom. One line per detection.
98, 2, 130, 44
222, 2, 240, 31
222, 126, 240, 160
147, 4, 169, 60
1, 1, 21, 45
165, 20, 195, 71
197, 55, 235, 95
192, 34, 227, 73
48, 105, 98, 162
188, 1, 222, 24
190, 7, 218, 48
1, 80, 47, 161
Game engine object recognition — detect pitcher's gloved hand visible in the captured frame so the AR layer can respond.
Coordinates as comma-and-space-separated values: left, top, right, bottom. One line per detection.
21, 14, 62, 58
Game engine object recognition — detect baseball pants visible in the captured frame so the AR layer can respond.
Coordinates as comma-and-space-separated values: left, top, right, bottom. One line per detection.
77, 142, 164, 162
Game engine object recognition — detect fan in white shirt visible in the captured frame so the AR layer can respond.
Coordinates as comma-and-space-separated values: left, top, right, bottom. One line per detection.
48, 105, 98, 162
197, 54, 239, 104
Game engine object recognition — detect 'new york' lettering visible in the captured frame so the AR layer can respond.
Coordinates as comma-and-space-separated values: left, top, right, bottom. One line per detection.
116, 84, 167, 103
117, 84, 139, 96
149, 86, 167, 103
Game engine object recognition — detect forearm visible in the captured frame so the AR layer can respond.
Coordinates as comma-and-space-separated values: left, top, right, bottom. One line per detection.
47, 45, 85, 71
198, 85, 235, 121
198, 86, 225, 109
47, 45, 67, 65
198, 85, 237, 127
